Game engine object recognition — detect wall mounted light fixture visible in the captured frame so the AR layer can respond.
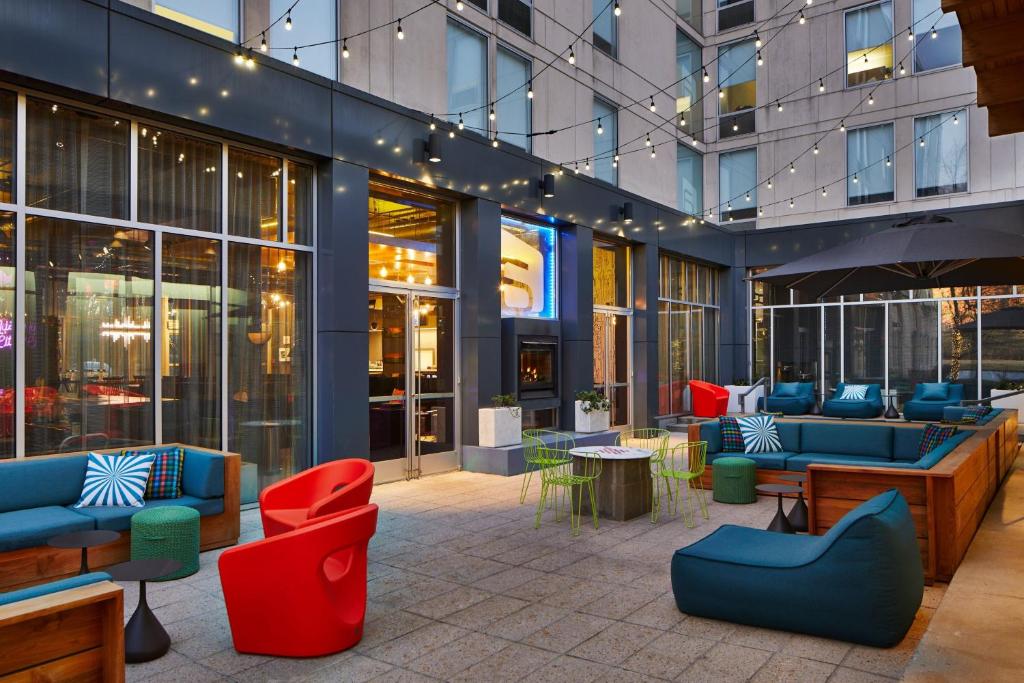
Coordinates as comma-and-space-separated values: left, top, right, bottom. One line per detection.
620, 201, 634, 224
426, 133, 442, 163
540, 173, 555, 198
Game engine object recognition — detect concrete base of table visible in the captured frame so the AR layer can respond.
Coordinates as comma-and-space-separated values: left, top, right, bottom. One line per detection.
576, 456, 653, 521
462, 430, 618, 476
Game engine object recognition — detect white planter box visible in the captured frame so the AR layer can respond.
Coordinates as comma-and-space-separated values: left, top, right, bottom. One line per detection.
575, 401, 610, 433
725, 385, 764, 414
990, 389, 1024, 434
478, 407, 522, 447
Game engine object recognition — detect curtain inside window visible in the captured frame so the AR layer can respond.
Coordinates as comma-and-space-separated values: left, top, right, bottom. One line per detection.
496, 48, 530, 150
719, 148, 756, 216
915, 111, 967, 196
847, 124, 894, 205
677, 31, 702, 139
677, 144, 702, 215
593, 99, 617, 185
447, 21, 488, 133
228, 149, 281, 240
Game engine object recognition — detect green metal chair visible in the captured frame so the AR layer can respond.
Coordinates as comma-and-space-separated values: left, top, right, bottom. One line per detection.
617, 428, 670, 460
535, 443, 602, 536
652, 441, 709, 527
520, 429, 575, 504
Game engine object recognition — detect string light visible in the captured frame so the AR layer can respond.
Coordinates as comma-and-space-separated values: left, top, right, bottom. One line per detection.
527, 81, 534, 99
907, 26, 914, 40
745, 191, 751, 202
789, 161, 796, 173
342, 40, 349, 58
789, 198, 795, 208
597, 118, 604, 135
613, 149, 620, 167
853, 173, 859, 183
679, 112, 686, 127
457, 0, 464, 9
285, 11, 292, 31
953, 113, 959, 125
813, 143, 819, 154
650, 147, 656, 159
758, 206, 764, 216
818, 78, 824, 92
458, 113, 464, 130
821, 186, 828, 197
840, 120, 846, 131
568, 45, 576, 65
767, 177, 773, 189
645, 133, 651, 146
396, 19, 404, 40
757, 51, 764, 66
899, 62, 906, 75
707, 208, 714, 218
931, 26, 938, 39
649, 96, 656, 112
429, 116, 436, 131
574, 162, 579, 174
614, 1, 621, 17
234, 50, 244, 65
754, 30, 762, 48
919, 136, 925, 147
449, 129, 455, 138
260, 32, 267, 52
719, 88, 724, 99
885, 155, 891, 166
702, 66, 710, 83
492, 136, 499, 148
245, 49, 255, 69
732, 120, 739, 131
799, 10, 806, 25
292, 47, 300, 66
868, 91, 875, 105
727, 201, 733, 211
585, 158, 591, 171
806, 0, 812, 4
776, 100, 783, 112
489, 104, 496, 121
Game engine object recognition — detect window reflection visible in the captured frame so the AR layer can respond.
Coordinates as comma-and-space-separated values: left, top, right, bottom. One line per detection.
0, 212, 13, 458
138, 126, 221, 231
593, 240, 629, 308
152, 0, 238, 41
228, 149, 280, 240
286, 161, 313, 245
368, 182, 455, 288
25, 217, 154, 455
162, 235, 221, 448
0, 91, 13, 203
846, 2, 893, 87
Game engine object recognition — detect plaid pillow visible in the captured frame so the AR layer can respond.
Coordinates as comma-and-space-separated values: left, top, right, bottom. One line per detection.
918, 424, 958, 459
719, 416, 745, 453
961, 405, 991, 424
124, 447, 184, 499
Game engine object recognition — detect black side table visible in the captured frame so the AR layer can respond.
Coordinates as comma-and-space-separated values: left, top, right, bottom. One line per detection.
107, 558, 183, 663
883, 391, 901, 419
756, 484, 803, 534
779, 473, 809, 532
47, 529, 121, 575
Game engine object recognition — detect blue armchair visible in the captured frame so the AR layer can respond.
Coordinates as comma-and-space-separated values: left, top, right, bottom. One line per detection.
822, 383, 884, 419
903, 383, 964, 422
671, 490, 923, 647
758, 382, 816, 415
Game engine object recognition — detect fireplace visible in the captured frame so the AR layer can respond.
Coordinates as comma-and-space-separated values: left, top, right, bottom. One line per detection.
519, 337, 558, 398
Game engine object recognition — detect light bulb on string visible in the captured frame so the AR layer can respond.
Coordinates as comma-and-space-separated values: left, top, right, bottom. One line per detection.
649, 96, 656, 112
719, 88, 724, 99
732, 121, 739, 131
679, 112, 686, 127
899, 62, 905, 75
813, 143, 819, 154
574, 162, 579, 174
953, 113, 959, 125
931, 26, 938, 39
757, 51, 764, 66
839, 120, 846, 131
776, 100, 783, 112
342, 40, 350, 58
527, 81, 534, 99
868, 91, 875, 105
919, 137, 925, 147
818, 78, 824, 92
758, 206, 764, 216
727, 202, 732, 211
908, 26, 914, 40
702, 66, 709, 82
789, 198, 795, 208
492, 136, 499, 148
260, 33, 267, 52
789, 161, 796, 173
707, 208, 713, 218
767, 177, 773, 189
448, 129, 455, 138
234, 49, 244, 64
585, 158, 591, 171
799, 10, 806, 24
292, 47, 300, 66
821, 187, 828, 197
754, 30, 762, 48
645, 133, 651, 146
885, 155, 891, 166
458, 113, 464, 130
614, 2, 621, 17
853, 173, 859, 183
650, 147, 656, 159
745, 191, 751, 202
489, 104, 495, 121
806, 0, 812, 4
396, 19, 404, 40
285, 11, 292, 30
597, 118, 604, 135
429, 116, 436, 131
457, 0, 464, 9
568, 45, 576, 65
245, 49, 255, 69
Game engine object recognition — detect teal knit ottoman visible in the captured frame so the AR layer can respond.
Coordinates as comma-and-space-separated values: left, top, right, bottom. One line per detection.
130, 506, 200, 580
712, 457, 757, 504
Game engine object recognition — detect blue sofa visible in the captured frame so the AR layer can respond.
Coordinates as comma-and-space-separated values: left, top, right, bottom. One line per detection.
0, 446, 227, 553
0, 572, 111, 607
822, 383, 884, 418
941, 406, 1003, 425
757, 382, 816, 415
903, 383, 964, 421
671, 489, 923, 647
698, 420, 970, 471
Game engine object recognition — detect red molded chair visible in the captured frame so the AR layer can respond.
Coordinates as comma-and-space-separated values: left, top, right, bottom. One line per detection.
689, 380, 730, 418
219, 504, 378, 657
259, 459, 374, 537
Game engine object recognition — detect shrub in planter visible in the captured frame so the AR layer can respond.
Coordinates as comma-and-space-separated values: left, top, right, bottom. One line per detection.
479, 394, 522, 447
574, 390, 611, 433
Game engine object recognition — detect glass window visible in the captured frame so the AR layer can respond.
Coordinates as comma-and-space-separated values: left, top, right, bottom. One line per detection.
942, 294, 977, 400
843, 305, 885, 385
161, 235, 221, 448
152, 0, 238, 41
719, 0, 754, 32
25, 218, 154, 456
676, 0, 702, 32
846, 2, 893, 87
496, 47, 531, 151
286, 161, 313, 245
913, 0, 961, 72
980, 297, 1024, 398
465, 0, 488, 9
719, 148, 756, 222
670, 304, 689, 412
593, 98, 617, 185
0, 212, 13, 458
228, 245, 310, 489
498, 0, 531, 36
262, 0, 337, 79
593, 240, 629, 308
718, 40, 756, 138
138, 126, 221, 232
847, 123, 894, 205
676, 31, 703, 141
593, 0, 616, 56
0, 91, 13, 203
368, 182, 456, 288
677, 144, 702, 216
915, 110, 967, 197
26, 99, 129, 219
228, 148, 281, 240
889, 301, 939, 407
823, 306, 841, 395
447, 20, 488, 135
752, 307, 769, 383
500, 216, 557, 319
658, 301, 671, 415
773, 308, 820, 389
661, 255, 683, 301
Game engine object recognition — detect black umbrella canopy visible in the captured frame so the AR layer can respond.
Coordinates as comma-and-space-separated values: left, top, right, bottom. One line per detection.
753, 215, 1024, 300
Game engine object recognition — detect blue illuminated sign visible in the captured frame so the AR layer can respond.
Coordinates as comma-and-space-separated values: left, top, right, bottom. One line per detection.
499, 216, 558, 320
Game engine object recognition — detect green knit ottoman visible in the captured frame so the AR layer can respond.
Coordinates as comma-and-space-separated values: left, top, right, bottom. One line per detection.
712, 457, 757, 504
130, 506, 200, 581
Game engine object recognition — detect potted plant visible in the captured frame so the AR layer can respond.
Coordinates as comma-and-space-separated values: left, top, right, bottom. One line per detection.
574, 390, 611, 433
478, 394, 522, 448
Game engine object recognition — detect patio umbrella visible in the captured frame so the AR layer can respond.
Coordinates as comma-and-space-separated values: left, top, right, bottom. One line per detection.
752, 215, 1024, 300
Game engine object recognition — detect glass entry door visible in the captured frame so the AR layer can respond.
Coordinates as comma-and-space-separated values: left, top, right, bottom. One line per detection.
368, 291, 457, 481
593, 311, 631, 427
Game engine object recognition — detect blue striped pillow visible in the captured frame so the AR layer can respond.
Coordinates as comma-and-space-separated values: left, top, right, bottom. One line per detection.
73, 452, 156, 508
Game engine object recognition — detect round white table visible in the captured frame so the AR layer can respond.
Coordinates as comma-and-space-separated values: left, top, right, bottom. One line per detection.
568, 445, 654, 521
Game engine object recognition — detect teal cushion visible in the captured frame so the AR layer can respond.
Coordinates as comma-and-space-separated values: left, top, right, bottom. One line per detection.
710, 451, 792, 470
0, 456, 88, 513
801, 423, 893, 458
0, 506, 95, 552
699, 422, 723, 454
774, 382, 800, 397
181, 450, 225, 499
69, 495, 224, 532
786, 453, 900, 471
0, 572, 111, 607
920, 383, 949, 401
776, 422, 801, 452
892, 428, 924, 462
917, 432, 970, 469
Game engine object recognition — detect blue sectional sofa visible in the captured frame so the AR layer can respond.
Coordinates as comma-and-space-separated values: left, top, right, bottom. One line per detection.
941, 406, 1003, 425
671, 489, 924, 647
757, 382, 816, 415
697, 420, 970, 472
903, 382, 964, 421
822, 383, 884, 418
0, 572, 111, 607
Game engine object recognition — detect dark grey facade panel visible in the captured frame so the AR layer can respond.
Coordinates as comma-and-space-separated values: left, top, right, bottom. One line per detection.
317, 160, 370, 334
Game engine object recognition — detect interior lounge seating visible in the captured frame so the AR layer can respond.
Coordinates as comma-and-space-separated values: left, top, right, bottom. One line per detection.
671, 489, 924, 647
822, 382, 884, 418
689, 380, 730, 418
903, 382, 965, 421
259, 459, 374, 537
758, 382, 817, 415
219, 504, 379, 657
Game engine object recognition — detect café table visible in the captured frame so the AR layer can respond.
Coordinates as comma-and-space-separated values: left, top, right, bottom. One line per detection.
106, 558, 183, 663
779, 472, 809, 532
47, 529, 120, 575
755, 483, 803, 534
569, 445, 653, 521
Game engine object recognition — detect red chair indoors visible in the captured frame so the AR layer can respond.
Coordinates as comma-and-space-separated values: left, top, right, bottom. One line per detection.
219, 504, 379, 657
259, 459, 374, 537
689, 380, 730, 418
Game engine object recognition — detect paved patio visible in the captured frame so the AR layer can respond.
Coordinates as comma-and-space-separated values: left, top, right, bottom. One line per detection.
120, 470, 944, 682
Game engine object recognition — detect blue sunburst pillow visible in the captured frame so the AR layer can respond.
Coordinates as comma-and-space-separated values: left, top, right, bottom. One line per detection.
737, 414, 783, 453
74, 452, 156, 508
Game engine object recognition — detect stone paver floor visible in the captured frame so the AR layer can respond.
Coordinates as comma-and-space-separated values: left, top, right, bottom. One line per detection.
119, 470, 944, 682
